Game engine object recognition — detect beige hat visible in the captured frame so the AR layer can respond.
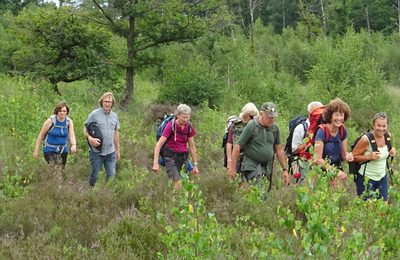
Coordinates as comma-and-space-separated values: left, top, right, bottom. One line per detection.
239, 102, 259, 120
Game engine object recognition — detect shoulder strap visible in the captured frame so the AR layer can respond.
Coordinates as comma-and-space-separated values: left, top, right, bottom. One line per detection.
301, 121, 308, 138
318, 124, 329, 142
365, 132, 378, 152
384, 132, 392, 151
339, 125, 345, 141
319, 124, 346, 142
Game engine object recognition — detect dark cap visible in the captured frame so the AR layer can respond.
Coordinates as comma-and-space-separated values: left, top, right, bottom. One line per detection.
260, 102, 278, 117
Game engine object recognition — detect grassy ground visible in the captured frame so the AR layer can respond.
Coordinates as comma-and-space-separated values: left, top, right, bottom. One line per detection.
1, 75, 400, 258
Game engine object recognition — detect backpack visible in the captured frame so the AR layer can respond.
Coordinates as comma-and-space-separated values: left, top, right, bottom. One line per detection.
222, 115, 240, 167
284, 115, 308, 157
44, 115, 71, 150
156, 114, 192, 165
300, 112, 346, 161
348, 131, 392, 175
85, 121, 103, 151
304, 105, 326, 147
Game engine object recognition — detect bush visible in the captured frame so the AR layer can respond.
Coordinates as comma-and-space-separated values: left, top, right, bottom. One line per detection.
158, 45, 223, 108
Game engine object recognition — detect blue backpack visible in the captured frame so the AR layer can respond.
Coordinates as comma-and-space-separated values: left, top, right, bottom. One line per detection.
44, 115, 71, 153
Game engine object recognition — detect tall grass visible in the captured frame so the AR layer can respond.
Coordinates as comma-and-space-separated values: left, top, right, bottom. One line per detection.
1, 74, 400, 258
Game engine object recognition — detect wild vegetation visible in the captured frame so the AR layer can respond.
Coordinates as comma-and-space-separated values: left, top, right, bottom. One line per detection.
1, 0, 400, 258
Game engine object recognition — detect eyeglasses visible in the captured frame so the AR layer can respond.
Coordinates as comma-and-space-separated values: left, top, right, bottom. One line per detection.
59, 110, 68, 112
102, 101, 113, 104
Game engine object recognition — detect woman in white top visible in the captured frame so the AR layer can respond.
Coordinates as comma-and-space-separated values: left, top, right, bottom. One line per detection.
352, 112, 397, 201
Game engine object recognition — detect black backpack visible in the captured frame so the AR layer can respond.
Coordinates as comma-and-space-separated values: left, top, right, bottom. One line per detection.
222, 115, 240, 167
284, 115, 307, 166
349, 131, 392, 175
85, 122, 103, 151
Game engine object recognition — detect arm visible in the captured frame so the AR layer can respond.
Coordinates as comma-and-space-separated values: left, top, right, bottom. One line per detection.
68, 120, 77, 154
292, 125, 306, 154
352, 136, 377, 162
152, 136, 167, 174
188, 136, 199, 175
114, 129, 120, 160
33, 118, 52, 159
226, 126, 234, 170
341, 139, 353, 162
314, 140, 326, 167
228, 143, 241, 178
275, 144, 290, 185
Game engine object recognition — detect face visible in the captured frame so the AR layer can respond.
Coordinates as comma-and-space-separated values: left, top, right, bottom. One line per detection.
373, 118, 387, 137
260, 111, 276, 126
57, 106, 68, 120
101, 96, 113, 112
331, 111, 344, 127
241, 114, 253, 123
177, 113, 190, 126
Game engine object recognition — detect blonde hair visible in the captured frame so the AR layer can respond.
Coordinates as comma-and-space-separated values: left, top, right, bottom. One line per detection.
99, 92, 115, 108
239, 102, 259, 120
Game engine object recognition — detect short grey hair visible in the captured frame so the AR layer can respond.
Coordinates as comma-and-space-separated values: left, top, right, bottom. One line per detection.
307, 101, 323, 113
176, 104, 191, 115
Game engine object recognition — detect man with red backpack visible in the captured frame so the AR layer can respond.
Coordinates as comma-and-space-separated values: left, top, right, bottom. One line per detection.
289, 101, 323, 182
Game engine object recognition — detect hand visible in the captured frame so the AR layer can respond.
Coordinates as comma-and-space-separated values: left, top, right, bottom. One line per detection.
152, 162, 159, 174
370, 151, 381, 160
283, 170, 290, 186
33, 150, 39, 160
193, 166, 199, 176
227, 167, 236, 178
346, 152, 353, 162
89, 136, 101, 147
337, 170, 347, 181
70, 144, 77, 154
389, 148, 397, 157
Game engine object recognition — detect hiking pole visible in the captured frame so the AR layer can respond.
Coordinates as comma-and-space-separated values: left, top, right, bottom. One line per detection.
387, 156, 394, 185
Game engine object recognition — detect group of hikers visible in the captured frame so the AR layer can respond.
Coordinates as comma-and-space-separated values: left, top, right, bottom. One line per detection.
221, 98, 396, 201
33, 92, 396, 201
34, 92, 120, 187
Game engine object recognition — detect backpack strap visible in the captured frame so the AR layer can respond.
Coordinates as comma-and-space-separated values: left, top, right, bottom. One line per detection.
319, 124, 346, 142
365, 132, 378, 152
384, 132, 392, 152
301, 121, 308, 138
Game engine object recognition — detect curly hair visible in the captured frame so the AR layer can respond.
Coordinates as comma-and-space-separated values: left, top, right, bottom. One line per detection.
322, 98, 350, 123
53, 101, 70, 115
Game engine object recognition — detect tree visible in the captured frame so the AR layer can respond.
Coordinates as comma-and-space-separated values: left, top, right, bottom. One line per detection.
0, 0, 48, 15
12, 6, 115, 94
90, 0, 226, 109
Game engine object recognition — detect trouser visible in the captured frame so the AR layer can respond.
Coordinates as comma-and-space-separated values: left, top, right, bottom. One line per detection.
44, 152, 68, 168
355, 173, 388, 201
163, 146, 189, 181
88, 151, 116, 187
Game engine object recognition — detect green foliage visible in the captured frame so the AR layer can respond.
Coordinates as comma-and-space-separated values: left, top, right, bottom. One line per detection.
308, 29, 392, 128
158, 174, 227, 258
158, 45, 223, 107
0, 13, 20, 73
12, 6, 117, 89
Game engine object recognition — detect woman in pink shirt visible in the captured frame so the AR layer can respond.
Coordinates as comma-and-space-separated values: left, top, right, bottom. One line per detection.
153, 104, 199, 189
